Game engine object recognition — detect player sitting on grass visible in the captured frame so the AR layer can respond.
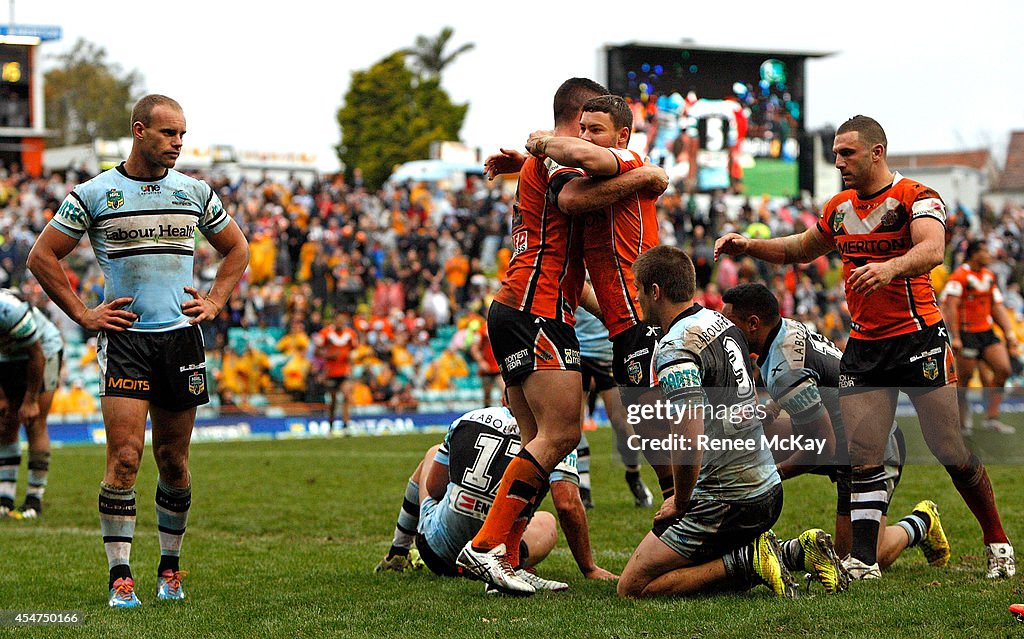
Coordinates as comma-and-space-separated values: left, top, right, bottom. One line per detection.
376, 404, 616, 593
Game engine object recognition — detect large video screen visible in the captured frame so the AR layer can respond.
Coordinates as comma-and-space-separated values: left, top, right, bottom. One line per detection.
606, 44, 809, 196
0, 44, 31, 128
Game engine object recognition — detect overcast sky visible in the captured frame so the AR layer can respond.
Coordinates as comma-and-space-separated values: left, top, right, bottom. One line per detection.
13, 0, 1024, 172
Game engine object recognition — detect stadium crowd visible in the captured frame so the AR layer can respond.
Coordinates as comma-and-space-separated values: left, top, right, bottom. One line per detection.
2, 159, 1024, 414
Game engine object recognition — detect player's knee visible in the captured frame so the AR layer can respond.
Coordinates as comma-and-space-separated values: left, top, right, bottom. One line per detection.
109, 446, 142, 480
617, 575, 646, 599
552, 429, 582, 458
153, 446, 188, 481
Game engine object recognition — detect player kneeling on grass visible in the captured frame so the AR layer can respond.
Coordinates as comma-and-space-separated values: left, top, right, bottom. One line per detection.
616, 246, 846, 599
376, 405, 616, 593
722, 283, 950, 580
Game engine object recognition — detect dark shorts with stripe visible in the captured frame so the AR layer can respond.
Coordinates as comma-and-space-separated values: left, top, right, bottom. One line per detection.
98, 324, 209, 411
488, 301, 581, 386
840, 321, 957, 396
653, 484, 783, 563
612, 322, 661, 388
581, 356, 616, 393
960, 329, 1002, 360
0, 351, 62, 403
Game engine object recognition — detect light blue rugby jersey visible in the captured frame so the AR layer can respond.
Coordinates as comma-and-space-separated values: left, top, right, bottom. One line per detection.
50, 164, 231, 332
0, 289, 63, 361
654, 304, 779, 501
574, 307, 613, 364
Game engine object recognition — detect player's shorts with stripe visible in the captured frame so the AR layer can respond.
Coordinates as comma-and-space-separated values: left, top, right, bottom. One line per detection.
612, 322, 661, 388
488, 301, 581, 386
840, 321, 957, 395
0, 351, 63, 401
97, 324, 209, 410
653, 484, 783, 563
960, 328, 1002, 359
581, 356, 616, 393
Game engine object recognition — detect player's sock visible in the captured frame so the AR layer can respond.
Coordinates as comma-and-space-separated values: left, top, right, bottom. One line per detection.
850, 466, 889, 566
155, 479, 191, 575
779, 538, 805, 572
24, 450, 49, 511
388, 479, 420, 557
576, 434, 591, 494
100, 482, 136, 588
471, 449, 546, 551
721, 543, 756, 589
896, 510, 930, 548
946, 454, 1009, 545
658, 472, 674, 500
0, 442, 20, 510
506, 481, 548, 568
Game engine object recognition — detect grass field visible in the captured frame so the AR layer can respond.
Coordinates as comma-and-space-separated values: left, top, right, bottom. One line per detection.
2, 420, 1024, 638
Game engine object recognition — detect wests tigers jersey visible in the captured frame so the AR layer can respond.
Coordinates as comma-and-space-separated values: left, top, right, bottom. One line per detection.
816, 172, 945, 340
494, 156, 585, 324
575, 147, 659, 339
941, 264, 1002, 333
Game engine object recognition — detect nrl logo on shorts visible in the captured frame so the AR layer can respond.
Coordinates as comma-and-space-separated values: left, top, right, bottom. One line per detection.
832, 210, 845, 233
627, 360, 643, 385
106, 188, 124, 210
188, 372, 205, 396
922, 357, 939, 381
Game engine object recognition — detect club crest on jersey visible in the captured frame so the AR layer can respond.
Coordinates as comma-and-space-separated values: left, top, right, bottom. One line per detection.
922, 357, 939, 381
188, 372, 205, 396
106, 188, 124, 210
832, 210, 845, 233
628, 360, 643, 385
881, 209, 898, 227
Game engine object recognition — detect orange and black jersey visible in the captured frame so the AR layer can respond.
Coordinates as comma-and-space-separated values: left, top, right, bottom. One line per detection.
941, 264, 1003, 333
494, 155, 585, 324
817, 172, 945, 340
568, 148, 659, 339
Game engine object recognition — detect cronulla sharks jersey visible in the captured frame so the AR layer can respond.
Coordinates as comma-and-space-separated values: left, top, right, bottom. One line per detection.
0, 289, 63, 362
654, 303, 779, 501
50, 164, 231, 332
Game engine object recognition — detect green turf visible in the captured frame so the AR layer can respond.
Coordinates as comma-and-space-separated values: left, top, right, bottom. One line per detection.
2, 419, 1023, 638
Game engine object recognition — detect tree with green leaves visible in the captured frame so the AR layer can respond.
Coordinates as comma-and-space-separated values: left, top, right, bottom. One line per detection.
44, 38, 144, 146
336, 51, 468, 190
401, 26, 475, 80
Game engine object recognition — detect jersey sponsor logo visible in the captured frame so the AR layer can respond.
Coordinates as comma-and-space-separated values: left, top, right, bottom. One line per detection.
104, 224, 197, 241
838, 374, 855, 389
512, 231, 528, 258
188, 372, 205, 396
106, 188, 124, 210
836, 237, 908, 254
107, 377, 150, 392
627, 347, 650, 361
563, 349, 580, 365
779, 383, 820, 415
179, 362, 206, 372
922, 357, 939, 381
658, 361, 701, 391
171, 190, 193, 206
140, 184, 161, 195
450, 486, 492, 521
56, 199, 87, 225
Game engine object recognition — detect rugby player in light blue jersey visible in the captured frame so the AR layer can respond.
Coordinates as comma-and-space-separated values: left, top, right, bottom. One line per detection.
617, 245, 843, 598
376, 405, 616, 593
0, 289, 63, 520
28, 95, 249, 608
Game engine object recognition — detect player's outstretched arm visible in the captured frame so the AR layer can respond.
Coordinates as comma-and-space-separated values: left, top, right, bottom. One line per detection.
27, 226, 137, 331
849, 218, 944, 295
714, 226, 832, 265
557, 166, 668, 217
550, 480, 618, 580
183, 219, 249, 324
